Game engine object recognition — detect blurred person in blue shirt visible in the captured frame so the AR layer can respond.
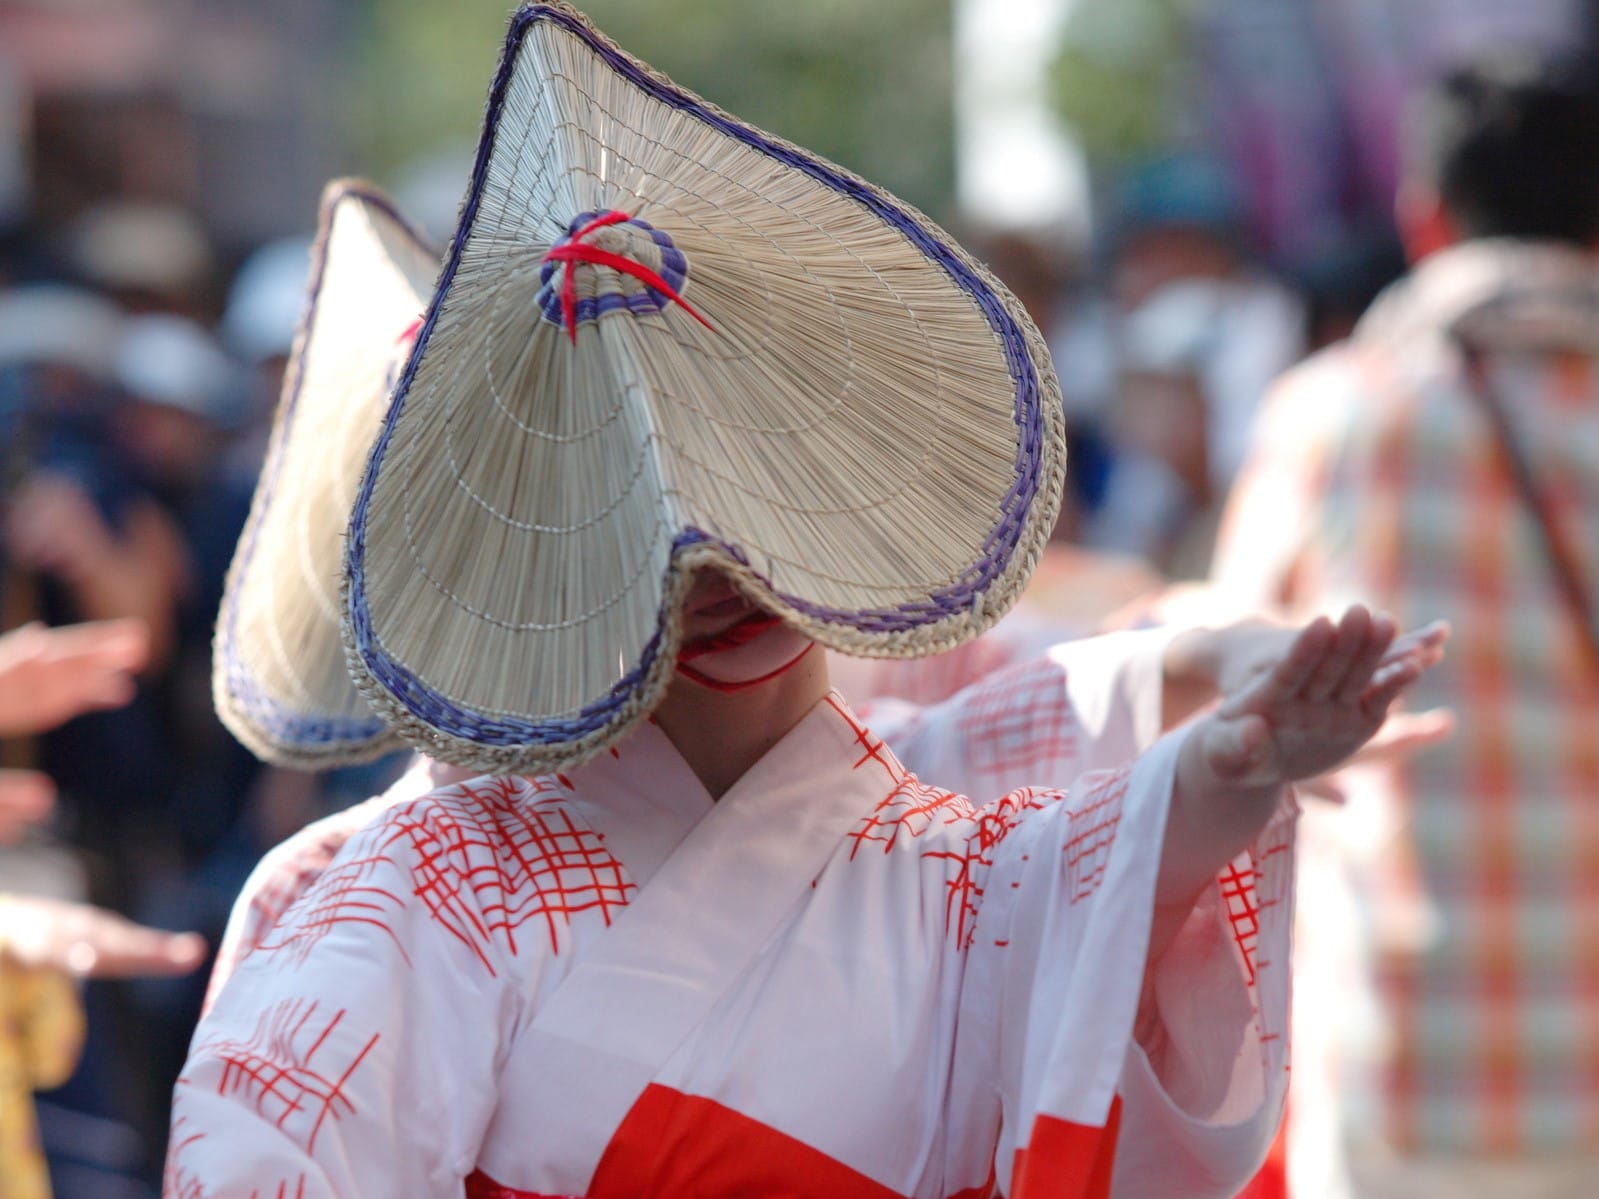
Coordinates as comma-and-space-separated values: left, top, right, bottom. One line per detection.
1073, 154, 1307, 579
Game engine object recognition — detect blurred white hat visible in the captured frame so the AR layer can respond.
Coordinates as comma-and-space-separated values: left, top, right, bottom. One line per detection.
65, 202, 213, 300
114, 313, 242, 425
1120, 278, 1227, 376
221, 237, 312, 364
0, 284, 125, 378
1120, 275, 1305, 486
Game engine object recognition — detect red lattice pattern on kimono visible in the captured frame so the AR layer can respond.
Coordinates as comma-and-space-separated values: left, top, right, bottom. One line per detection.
1222, 809, 1295, 990
845, 778, 969, 859
1059, 768, 1128, 905
251, 843, 415, 970
165, 1119, 310, 1199
190, 999, 379, 1155
166, 1128, 307, 1199
1219, 862, 1262, 988
849, 779, 1051, 946
390, 776, 637, 972
960, 658, 1076, 791
250, 821, 366, 949
926, 769, 1127, 948
236, 780, 635, 980
202, 806, 380, 1015
930, 788, 1052, 947
825, 693, 908, 786
241, 803, 381, 953
162, 1118, 209, 1199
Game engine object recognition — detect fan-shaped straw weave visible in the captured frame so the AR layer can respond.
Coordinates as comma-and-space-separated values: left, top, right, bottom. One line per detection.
344, 2, 1066, 775
215, 180, 438, 767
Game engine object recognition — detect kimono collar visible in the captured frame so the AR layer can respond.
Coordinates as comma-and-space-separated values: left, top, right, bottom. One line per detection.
505, 690, 909, 1182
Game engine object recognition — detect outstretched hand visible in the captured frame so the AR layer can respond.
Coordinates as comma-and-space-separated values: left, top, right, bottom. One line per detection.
1157, 605, 1446, 910
0, 769, 55, 845
0, 619, 149, 737
0, 894, 207, 979
1197, 606, 1446, 789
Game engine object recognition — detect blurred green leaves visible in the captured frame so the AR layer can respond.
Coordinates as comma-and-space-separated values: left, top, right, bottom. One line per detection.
348, 0, 954, 219
1047, 0, 1196, 162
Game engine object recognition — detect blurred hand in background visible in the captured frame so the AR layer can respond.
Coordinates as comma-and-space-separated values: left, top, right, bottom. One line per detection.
3, 475, 189, 670
0, 894, 205, 980
0, 617, 149, 736
0, 770, 54, 844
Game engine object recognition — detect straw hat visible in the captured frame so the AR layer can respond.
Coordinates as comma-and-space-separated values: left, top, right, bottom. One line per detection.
215, 180, 439, 767
344, 1, 1066, 774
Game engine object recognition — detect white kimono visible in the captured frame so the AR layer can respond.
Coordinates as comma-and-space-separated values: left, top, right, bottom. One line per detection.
170, 635, 1292, 1199
201, 756, 473, 1018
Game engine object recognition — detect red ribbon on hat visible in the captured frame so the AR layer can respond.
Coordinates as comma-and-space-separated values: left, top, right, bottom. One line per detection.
543, 210, 715, 345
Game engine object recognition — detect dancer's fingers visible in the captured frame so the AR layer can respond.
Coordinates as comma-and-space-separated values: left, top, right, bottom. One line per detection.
1304, 606, 1375, 701
1219, 615, 1333, 717
1333, 611, 1397, 702
1360, 657, 1424, 721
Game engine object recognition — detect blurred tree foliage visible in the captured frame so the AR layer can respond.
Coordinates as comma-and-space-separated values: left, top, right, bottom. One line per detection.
347, 0, 954, 220
1047, 0, 1197, 163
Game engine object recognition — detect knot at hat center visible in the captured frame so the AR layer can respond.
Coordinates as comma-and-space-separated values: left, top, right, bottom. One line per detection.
537, 210, 712, 344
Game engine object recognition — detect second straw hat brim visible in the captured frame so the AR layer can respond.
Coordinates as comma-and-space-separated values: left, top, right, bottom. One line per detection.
215, 180, 440, 768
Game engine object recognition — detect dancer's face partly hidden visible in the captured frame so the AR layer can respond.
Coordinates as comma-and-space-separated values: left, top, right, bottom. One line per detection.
676, 571, 814, 691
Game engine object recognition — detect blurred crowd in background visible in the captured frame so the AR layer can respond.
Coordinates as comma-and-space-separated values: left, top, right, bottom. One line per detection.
1, 0, 1597, 1196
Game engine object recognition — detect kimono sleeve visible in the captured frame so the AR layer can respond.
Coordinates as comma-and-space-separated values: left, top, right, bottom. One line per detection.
952, 727, 1295, 1199
166, 791, 525, 1198
868, 628, 1175, 801
1111, 799, 1296, 1197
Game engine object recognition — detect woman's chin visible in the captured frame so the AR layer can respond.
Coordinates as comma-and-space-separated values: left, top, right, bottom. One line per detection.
677, 625, 814, 689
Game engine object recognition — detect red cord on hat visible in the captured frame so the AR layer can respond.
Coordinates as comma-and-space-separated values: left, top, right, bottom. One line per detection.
543, 210, 715, 344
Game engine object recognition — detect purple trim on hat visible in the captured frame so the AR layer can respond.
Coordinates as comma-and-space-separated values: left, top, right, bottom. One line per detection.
222, 668, 394, 746
218, 181, 433, 752
346, 529, 816, 748
344, 4, 1048, 749
346, 530, 701, 746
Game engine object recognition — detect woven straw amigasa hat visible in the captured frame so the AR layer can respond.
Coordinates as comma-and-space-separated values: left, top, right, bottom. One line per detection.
344, 1, 1067, 774
215, 180, 438, 767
